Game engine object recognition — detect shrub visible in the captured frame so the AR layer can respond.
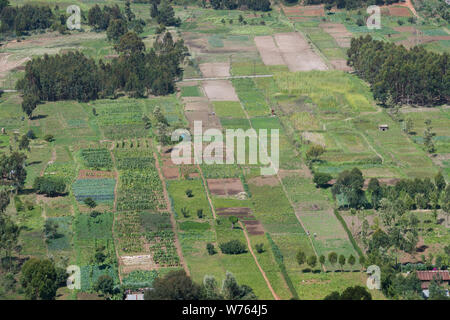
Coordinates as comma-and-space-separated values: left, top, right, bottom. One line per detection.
206, 243, 215, 255
255, 243, 264, 254
313, 172, 332, 188
43, 134, 55, 142
185, 189, 193, 198
219, 240, 247, 255
181, 207, 189, 218
26, 130, 36, 139
84, 197, 97, 208
197, 209, 203, 219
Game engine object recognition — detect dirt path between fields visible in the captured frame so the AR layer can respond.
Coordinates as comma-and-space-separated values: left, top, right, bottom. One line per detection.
239, 221, 280, 300
153, 145, 190, 277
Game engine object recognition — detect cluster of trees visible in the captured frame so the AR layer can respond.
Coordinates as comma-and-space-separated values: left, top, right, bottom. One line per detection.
33, 176, 66, 197
347, 35, 450, 106
304, 0, 397, 10
219, 239, 247, 255
20, 258, 67, 300
144, 270, 257, 300
328, 167, 449, 216
88, 3, 145, 40
210, 0, 271, 11
16, 31, 188, 117
0, 152, 27, 189
150, 0, 181, 27
0, 1, 54, 35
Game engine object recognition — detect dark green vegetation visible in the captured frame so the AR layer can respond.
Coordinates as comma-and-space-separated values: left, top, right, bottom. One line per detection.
304, 0, 398, 10
348, 36, 449, 106
0, 2, 53, 35
16, 31, 188, 111
144, 270, 257, 300
210, 0, 271, 11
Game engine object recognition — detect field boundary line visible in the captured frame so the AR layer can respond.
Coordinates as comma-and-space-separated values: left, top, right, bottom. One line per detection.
108, 142, 123, 284
181, 74, 273, 82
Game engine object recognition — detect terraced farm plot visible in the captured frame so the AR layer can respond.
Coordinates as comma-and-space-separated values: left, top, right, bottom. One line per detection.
72, 178, 116, 203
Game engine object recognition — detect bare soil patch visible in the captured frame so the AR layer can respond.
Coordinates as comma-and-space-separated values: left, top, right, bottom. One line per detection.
0, 53, 30, 78
274, 33, 327, 72
254, 36, 285, 66
320, 23, 352, 48
77, 170, 116, 179
207, 178, 245, 196
199, 62, 230, 78
183, 97, 211, 112
184, 110, 221, 130
202, 80, 239, 101
388, 6, 412, 17
216, 207, 252, 218
248, 175, 279, 186
242, 219, 265, 235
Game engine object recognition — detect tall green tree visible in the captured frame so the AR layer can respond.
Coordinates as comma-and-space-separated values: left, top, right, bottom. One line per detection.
21, 258, 58, 300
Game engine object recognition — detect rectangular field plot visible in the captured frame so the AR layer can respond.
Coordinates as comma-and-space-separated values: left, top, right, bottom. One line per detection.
254, 36, 285, 66
167, 179, 213, 220
72, 178, 116, 203
74, 212, 114, 240
207, 178, 244, 197
274, 33, 327, 72
202, 80, 239, 101
141, 212, 180, 267
80, 148, 113, 170
232, 78, 269, 117
45, 216, 73, 252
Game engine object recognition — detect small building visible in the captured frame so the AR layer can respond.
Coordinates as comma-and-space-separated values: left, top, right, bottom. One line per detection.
416, 270, 450, 298
125, 293, 144, 300
378, 124, 389, 131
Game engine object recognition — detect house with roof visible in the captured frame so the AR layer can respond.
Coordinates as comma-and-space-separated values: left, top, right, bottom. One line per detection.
416, 270, 450, 298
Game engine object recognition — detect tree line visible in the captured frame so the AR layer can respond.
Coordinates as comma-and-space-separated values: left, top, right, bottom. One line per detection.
209, 0, 271, 11
0, 1, 54, 35
347, 35, 450, 106
16, 31, 189, 118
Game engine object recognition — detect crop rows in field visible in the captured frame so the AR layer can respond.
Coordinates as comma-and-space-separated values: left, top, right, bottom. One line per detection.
122, 270, 159, 289
72, 178, 116, 203
115, 147, 165, 211
141, 212, 179, 267
232, 78, 270, 117
115, 211, 145, 254
113, 148, 155, 170
80, 148, 113, 170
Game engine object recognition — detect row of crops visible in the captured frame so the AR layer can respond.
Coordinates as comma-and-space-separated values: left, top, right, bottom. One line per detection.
142, 212, 180, 267
72, 178, 116, 203
115, 147, 165, 211
80, 148, 113, 170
